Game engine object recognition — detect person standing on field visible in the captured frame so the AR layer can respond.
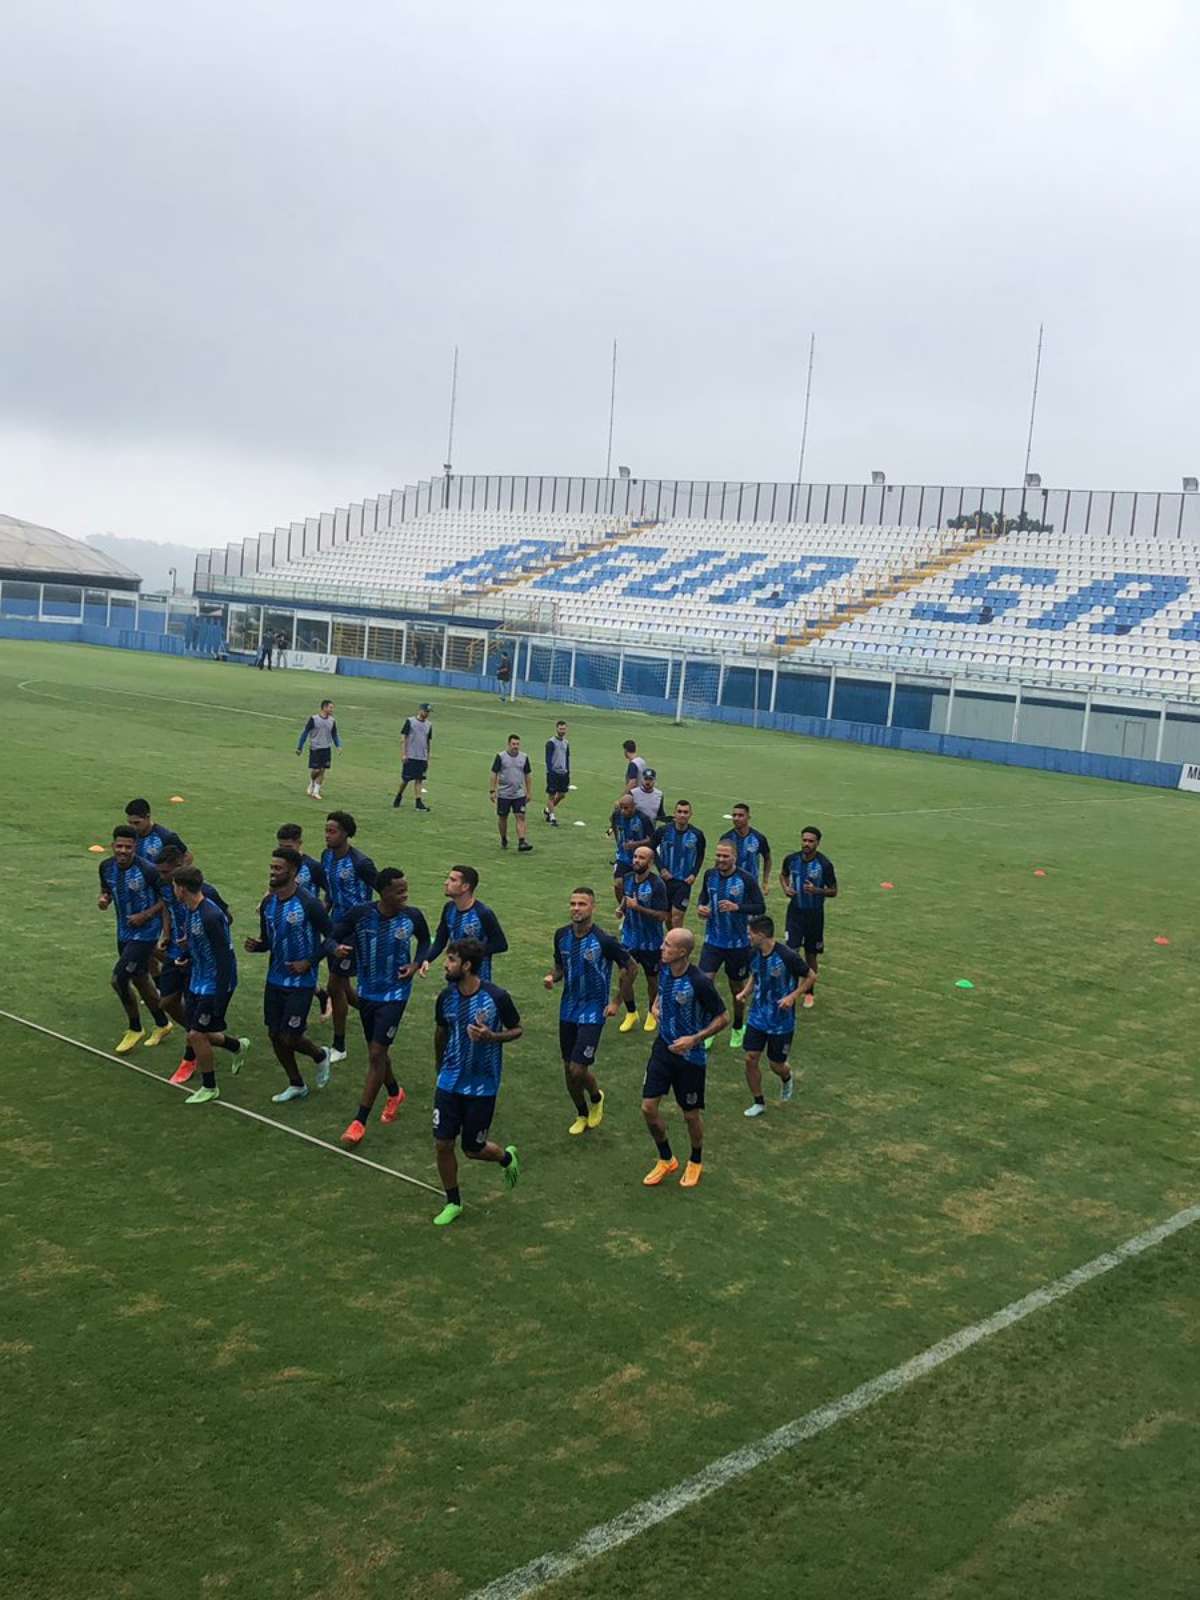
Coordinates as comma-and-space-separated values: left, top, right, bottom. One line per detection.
297, 699, 340, 801
543, 720, 570, 825
393, 702, 433, 811
490, 733, 534, 852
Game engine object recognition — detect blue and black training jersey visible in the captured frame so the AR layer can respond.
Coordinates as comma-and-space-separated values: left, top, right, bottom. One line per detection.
747, 942, 810, 1035
620, 870, 670, 952
652, 821, 706, 882
165, 879, 230, 960
553, 923, 628, 1023
783, 850, 837, 918
99, 856, 165, 946
697, 867, 765, 949
610, 807, 652, 870
720, 827, 771, 884
334, 901, 431, 1003
133, 822, 186, 866
321, 845, 377, 919
295, 853, 328, 897
427, 899, 508, 982
657, 963, 725, 1066
256, 889, 334, 990
184, 897, 238, 996
435, 981, 521, 1097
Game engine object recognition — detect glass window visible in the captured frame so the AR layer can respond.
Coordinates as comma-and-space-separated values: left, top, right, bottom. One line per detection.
41, 583, 83, 619
406, 624, 442, 668
109, 594, 136, 627
1, 580, 40, 617
295, 616, 330, 654
331, 619, 366, 657
263, 611, 296, 649
226, 606, 261, 652
445, 632, 486, 674
84, 588, 109, 625
367, 624, 405, 663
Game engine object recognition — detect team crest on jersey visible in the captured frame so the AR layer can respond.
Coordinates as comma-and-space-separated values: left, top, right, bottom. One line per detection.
583, 944, 600, 963
284, 901, 305, 926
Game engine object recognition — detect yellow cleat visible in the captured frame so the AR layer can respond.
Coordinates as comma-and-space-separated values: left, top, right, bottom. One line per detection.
643, 1012, 657, 1033
642, 1157, 679, 1187
680, 1160, 703, 1188
115, 1029, 146, 1055
586, 1090, 605, 1129
619, 1011, 640, 1033
143, 1022, 174, 1049
568, 1115, 589, 1136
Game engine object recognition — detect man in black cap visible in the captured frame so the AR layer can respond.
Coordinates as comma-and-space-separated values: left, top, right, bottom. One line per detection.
629, 766, 666, 830
393, 703, 433, 811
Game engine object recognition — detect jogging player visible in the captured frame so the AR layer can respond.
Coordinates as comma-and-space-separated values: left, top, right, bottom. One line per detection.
607, 792, 652, 907
393, 702, 433, 810
545, 888, 629, 1136
170, 866, 246, 1104
243, 846, 334, 1103
781, 825, 837, 1005
431, 938, 522, 1226
156, 844, 231, 1085
721, 803, 772, 893
334, 868, 430, 1145
98, 825, 172, 1053
737, 915, 813, 1117
653, 800, 706, 928
696, 839, 765, 1050
321, 811, 378, 1060
274, 823, 328, 898
641, 927, 728, 1189
297, 699, 340, 800
124, 798, 189, 868
422, 865, 508, 980
543, 720, 570, 825
617, 843, 669, 1035
489, 733, 533, 851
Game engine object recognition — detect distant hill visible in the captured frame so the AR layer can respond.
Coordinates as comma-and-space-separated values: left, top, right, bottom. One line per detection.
84, 534, 200, 594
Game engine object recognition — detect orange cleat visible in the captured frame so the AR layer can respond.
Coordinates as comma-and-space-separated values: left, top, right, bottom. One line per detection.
642, 1157, 679, 1187
169, 1060, 195, 1086
680, 1160, 703, 1188
340, 1119, 366, 1146
380, 1089, 406, 1124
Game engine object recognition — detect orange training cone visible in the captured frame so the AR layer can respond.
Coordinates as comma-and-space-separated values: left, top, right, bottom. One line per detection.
87, 844, 105, 853
169, 795, 185, 803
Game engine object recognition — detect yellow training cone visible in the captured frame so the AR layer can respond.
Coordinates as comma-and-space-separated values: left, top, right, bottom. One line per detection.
88, 844, 105, 853
169, 795, 186, 803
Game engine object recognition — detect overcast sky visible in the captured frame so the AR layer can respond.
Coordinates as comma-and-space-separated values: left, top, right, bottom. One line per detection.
3, 0, 1198, 548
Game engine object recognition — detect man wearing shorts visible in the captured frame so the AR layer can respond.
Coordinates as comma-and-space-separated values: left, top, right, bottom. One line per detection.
653, 800, 706, 929
97, 825, 171, 1055
334, 868, 430, 1146
616, 843, 670, 1034
489, 733, 533, 852
543, 720, 570, 825
737, 915, 813, 1117
781, 825, 837, 1006
640, 927, 728, 1189
297, 699, 340, 800
320, 811, 378, 1060
607, 791, 652, 908
170, 867, 247, 1104
431, 938, 522, 1226
545, 887, 629, 1136
696, 839, 765, 1050
157, 844, 232, 1085
393, 702, 433, 811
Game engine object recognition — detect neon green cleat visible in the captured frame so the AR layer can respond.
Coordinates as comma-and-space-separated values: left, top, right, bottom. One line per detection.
230, 1038, 250, 1077
729, 1026, 745, 1049
433, 1202, 464, 1227
503, 1145, 521, 1190
568, 1114, 588, 1136
115, 1029, 145, 1055
143, 1022, 173, 1049
185, 1085, 219, 1105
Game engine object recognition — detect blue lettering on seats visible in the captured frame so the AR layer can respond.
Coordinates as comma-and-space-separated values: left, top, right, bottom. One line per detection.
623, 551, 761, 600
531, 546, 667, 591
425, 540, 564, 584
1169, 610, 1200, 641
1027, 573, 1190, 632
911, 566, 1058, 622
708, 556, 858, 609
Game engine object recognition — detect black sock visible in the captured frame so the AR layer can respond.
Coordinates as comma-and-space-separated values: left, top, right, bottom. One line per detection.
151, 1008, 169, 1027
316, 987, 328, 1009
500, 1150, 512, 1167
656, 1138, 673, 1160
384, 1078, 399, 1096
691, 1145, 703, 1165
218, 1036, 240, 1053
184, 1044, 196, 1062
625, 998, 637, 1013
333, 1033, 345, 1051
588, 1089, 602, 1104
446, 1186, 462, 1205
780, 1070, 791, 1083
573, 1098, 588, 1115
754, 1095, 765, 1105
287, 1070, 305, 1087
356, 1103, 371, 1124
202, 1070, 216, 1088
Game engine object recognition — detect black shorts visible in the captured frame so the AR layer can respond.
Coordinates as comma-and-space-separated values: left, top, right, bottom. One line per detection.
787, 912, 825, 959
664, 879, 692, 911
625, 948, 660, 976
432, 1088, 497, 1153
359, 997, 407, 1047
328, 949, 356, 978
156, 962, 187, 999
641, 1040, 706, 1110
497, 796, 526, 817
743, 1025, 793, 1064
264, 984, 314, 1038
546, 772, 570, 796
402, 758, 428, 781
185, 989, 233, 1034
559, 1019, 605, 1066
308, 747, 332, 770
113, 940, 156, 981
699, 943, 750, 983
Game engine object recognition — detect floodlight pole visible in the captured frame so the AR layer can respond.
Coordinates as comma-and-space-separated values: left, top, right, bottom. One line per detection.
605, 339, 617, 509
1022, 323, 1043, 485
796, 332, 815, 483
443, 345, 459, 509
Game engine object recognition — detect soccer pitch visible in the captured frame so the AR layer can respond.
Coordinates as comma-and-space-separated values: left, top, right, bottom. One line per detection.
2, 639, 1197, 1600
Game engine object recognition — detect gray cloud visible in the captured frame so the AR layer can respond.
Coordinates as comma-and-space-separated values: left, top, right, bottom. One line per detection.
2, 0, 1198, 545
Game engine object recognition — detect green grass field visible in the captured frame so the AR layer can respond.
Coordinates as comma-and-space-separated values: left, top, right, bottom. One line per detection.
2, 639, 1197, 1600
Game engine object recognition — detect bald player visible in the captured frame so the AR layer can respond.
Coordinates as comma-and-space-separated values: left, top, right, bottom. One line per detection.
640, 927, 728, 1190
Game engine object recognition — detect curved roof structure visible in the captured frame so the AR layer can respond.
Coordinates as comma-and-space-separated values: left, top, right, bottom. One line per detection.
0, 513, 139, 587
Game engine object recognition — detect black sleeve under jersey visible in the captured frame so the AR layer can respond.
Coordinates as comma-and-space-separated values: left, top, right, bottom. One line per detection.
551, 927, 565, 974
693, 971, 725, 1021
777, 943, 811, 981
484, 983, 521, 1031
491, 754, 503, 774
307, 855, 329, 896
742, 874, 766, 916
693, 829, 707, 873
427, 904, 452, 962
332, 902, 369, 944
757, 831, 772, 863
478, 905, 509, 957
596, 927, 631, 968
354, 852, 378, 890
255, 897, 270, 950
649, 876, 670, 913
409, 908, 432, 964
301, 893, 338, 959
822, 854, 838, 890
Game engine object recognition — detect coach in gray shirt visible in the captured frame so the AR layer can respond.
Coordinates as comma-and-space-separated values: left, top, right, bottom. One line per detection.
630, 767, 666, 828
393, 702, 433, 811
489, 733, 534, 853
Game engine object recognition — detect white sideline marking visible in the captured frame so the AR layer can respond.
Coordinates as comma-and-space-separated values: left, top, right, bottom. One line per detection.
0, 1009, 444, 1197
470, 1201, 1200, 1599
17, 678, 295, 723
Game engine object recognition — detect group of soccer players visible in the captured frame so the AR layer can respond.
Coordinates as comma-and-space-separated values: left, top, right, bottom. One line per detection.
94, 725, 836, 1224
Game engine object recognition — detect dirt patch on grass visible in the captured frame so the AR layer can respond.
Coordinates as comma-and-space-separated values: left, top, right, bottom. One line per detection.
0, 1339, 34, 1356
116, 1291, 167, 1318
213, 1322, 261, 1368
1005, 1487, 1083, 1528
941, 1171, 1040, 1235
604, 1229, 654, 1257
1118, 1411, 1191, 1449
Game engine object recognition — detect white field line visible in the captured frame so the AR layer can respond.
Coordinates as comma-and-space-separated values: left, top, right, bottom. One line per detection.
0, 1009, 444, 1197
470, 1200, 1200, 1600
